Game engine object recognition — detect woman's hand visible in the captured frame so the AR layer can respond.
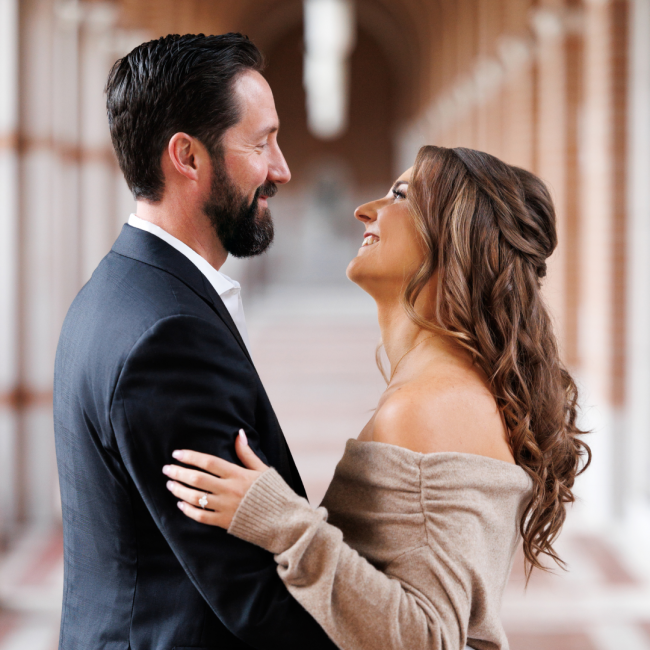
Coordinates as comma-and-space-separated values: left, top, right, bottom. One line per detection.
162, 429, 268, 529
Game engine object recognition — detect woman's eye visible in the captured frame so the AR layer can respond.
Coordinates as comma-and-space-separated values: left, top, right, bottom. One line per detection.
392, 189, 406, 200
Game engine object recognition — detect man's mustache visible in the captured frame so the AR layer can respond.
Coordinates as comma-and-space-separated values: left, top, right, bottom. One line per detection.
256, 181, 278, 200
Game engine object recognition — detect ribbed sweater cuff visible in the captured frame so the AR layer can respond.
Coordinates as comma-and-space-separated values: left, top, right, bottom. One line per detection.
228, 467, 298, 552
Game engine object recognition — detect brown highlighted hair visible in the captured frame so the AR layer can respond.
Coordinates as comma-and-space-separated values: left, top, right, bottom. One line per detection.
406, 146, 590, 577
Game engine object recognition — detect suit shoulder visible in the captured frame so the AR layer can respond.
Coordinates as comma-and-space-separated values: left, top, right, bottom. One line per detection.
57, 252, 229, 375
71, 250, 219, 325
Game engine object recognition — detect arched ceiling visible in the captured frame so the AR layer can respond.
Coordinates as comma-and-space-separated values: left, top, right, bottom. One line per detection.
116, 0, 443, 121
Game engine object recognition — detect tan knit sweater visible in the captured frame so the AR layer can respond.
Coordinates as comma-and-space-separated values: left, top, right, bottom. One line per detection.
229, 439, 532, 650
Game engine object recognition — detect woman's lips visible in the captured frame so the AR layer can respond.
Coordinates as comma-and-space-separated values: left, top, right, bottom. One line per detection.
361, 234, 380, 247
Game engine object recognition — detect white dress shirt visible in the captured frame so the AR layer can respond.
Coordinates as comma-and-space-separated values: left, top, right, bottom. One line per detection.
128, 214, 252, 355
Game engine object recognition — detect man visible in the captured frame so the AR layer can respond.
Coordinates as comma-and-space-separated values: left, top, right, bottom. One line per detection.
54, 33, 337, 650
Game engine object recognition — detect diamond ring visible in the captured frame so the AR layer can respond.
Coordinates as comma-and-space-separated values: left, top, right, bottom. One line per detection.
198, 494, 208, 509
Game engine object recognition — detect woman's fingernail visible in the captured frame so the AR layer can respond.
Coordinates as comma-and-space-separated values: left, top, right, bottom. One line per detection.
166, 481, 174, 490
177, 501, 185, 511
162, 465, 171, 475
172, 450, 184, 460
239, 429, 248, 446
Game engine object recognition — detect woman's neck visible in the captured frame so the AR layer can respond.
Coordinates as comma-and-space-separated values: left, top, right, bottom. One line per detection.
375, 293, 443, 381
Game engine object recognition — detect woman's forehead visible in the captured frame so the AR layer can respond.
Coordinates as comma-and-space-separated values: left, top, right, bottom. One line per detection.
396, 167, 413, 184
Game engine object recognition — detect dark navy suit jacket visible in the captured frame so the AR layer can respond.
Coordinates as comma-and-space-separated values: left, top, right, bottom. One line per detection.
53, 224, 336, 650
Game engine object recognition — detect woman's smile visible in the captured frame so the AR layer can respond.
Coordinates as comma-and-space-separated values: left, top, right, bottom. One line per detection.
361, 233, 380, 248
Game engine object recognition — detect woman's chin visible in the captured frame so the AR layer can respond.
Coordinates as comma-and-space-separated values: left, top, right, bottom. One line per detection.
346, 257, 362, 285
346, 257, 373, 294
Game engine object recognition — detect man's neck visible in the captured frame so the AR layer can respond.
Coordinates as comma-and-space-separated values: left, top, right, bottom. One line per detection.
135, 199, 228, 270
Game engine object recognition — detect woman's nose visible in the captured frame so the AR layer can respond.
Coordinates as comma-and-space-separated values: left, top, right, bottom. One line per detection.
354, 201, 377, 224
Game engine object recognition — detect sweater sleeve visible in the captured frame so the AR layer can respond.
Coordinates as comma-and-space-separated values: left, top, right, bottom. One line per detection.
228, 468, 469, 650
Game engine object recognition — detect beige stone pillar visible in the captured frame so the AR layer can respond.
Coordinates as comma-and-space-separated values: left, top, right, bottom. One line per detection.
532, 2, 569, 354
0, 0, 20, 542
500, 0, 536, 169
563, 0, 584, 370
12, 0, 142, 530
500, 56, 535, 169
19, 0, 63, 526
475, 0, 503, 156
575, 0, 617, 521
624, 0, 650, 521
79, 3, 121, 282
51, 0, 82, 342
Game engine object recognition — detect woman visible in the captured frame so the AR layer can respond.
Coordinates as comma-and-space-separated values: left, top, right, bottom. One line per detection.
162, 146, 590, 650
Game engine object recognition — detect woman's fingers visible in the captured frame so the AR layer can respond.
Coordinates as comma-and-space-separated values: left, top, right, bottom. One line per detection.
164, 432, 264, 531
235, 429, 269, 471
172, 448, 238, 477
177, 500, 229, 528
162, 464, 221, 493
166, 479, 214, 510
166, 475, 247, 530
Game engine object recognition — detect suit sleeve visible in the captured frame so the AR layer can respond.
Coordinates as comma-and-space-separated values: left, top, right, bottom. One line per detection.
109, 314, 338, 650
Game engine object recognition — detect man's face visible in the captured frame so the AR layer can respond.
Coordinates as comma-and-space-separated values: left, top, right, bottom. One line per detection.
204, 71, 290, 258
203, 153, 277, 258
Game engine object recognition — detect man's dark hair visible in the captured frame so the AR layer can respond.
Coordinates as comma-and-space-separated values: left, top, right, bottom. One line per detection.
106, 33, 264, 202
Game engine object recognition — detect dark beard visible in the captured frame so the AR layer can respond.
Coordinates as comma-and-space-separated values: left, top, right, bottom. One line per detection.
203, 160, 276, 259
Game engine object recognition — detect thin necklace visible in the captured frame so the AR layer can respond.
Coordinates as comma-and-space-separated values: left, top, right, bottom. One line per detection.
388, 335, 436, 384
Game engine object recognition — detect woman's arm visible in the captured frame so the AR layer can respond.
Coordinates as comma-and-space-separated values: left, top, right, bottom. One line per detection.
164, 434, 469, 650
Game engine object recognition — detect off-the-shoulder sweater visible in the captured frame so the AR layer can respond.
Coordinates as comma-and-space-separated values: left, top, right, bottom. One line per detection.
229, 439, 533, 650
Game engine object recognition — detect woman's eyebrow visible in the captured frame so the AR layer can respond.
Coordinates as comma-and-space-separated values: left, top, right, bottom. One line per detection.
392, 180, 409, 191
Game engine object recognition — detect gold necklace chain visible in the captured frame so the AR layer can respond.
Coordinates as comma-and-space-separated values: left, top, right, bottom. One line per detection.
388, 335, 436, 384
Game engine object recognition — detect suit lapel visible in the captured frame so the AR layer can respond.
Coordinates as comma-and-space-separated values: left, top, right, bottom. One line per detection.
112, 224, 253, 364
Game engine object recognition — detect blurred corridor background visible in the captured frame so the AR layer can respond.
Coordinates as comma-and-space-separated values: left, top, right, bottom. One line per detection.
1, 0, 650, 648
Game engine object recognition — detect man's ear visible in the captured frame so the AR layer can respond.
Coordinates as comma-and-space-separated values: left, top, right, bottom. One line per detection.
167, 132, 205, 182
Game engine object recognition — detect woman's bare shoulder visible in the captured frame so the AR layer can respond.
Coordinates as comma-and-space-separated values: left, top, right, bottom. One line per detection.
371, 369, 515, 463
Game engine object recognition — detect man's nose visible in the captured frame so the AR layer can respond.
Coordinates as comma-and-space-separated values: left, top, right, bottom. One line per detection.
268, 145, 291, 185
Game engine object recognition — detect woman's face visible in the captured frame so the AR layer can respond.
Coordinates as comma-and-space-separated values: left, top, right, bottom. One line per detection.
346, 167, 425, 299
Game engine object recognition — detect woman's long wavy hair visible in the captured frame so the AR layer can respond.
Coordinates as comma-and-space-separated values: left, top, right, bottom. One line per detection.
404, 146, 590, 578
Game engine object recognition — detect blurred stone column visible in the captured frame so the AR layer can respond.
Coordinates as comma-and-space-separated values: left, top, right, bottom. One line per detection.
17, 0, 140, 530
52, 0, 83, 330
0, 0, 20, 543
533, 2, 568, 353
625, 0, 650, 521
475, 0, 503, 156
501, 0, 536, 170
563, 0, 584, 370
453, 0, 476, 147
18, 0, 69, 527
576, 0, 623, 522
609, 0, 630, 517
79, 3, 122, 282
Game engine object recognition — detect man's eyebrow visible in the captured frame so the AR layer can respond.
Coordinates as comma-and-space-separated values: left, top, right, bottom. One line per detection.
253, 123, 279, 138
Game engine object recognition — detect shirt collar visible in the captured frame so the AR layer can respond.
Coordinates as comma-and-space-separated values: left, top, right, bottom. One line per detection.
128, 214, 239, 298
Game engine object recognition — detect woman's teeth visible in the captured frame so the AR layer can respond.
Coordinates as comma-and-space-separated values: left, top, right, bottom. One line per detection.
362, 235, 379, 247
